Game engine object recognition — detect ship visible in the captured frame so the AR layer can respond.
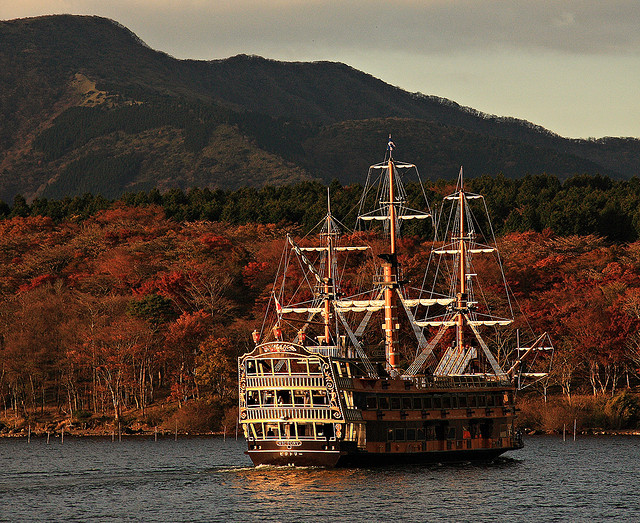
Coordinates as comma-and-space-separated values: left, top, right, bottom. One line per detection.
238, 138, 552, 467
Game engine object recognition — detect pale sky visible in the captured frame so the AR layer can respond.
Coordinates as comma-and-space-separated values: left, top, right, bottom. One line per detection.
3, 1, 640, 138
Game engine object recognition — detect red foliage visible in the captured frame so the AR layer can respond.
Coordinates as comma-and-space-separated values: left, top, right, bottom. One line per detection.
18, 274, 56, 293
200, 233, 233, 250
242, 261, 270, 287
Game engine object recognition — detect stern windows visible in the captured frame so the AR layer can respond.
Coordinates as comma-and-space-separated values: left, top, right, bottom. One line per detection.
247, 391, 258, 405
311, 391, 328, 406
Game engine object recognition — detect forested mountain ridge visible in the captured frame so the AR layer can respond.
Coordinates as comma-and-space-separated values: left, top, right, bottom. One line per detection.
1, 14, 639, 204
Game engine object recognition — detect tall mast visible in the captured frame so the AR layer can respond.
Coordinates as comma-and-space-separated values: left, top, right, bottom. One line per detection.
324, 189, 333, 343
383, 136, 399, 372
456, 173, 466, 352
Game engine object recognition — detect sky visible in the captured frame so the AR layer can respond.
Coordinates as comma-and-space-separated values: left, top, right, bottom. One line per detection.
2, 1, 640, 139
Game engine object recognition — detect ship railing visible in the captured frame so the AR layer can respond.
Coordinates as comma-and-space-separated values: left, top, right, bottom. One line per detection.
246, 375, 325, 389
245, 407, 336, 421
410, 375, 511, 389
253, 435, 335, 441
306, 345, 341, 357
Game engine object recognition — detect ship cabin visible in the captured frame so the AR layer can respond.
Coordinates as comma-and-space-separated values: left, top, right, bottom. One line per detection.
238, 341, 521, 466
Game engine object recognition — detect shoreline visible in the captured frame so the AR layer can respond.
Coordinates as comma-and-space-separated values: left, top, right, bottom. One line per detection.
3, 428, 640, 439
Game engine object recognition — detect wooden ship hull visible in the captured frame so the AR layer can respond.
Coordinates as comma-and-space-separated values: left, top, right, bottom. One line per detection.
239, 342, 523, 467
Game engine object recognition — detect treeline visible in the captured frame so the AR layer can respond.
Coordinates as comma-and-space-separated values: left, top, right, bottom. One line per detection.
3, 173, 640, 241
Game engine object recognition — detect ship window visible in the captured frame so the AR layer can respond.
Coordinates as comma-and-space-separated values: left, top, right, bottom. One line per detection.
276, 390, 291, 405
378, 396, 390, 410
487, 394, 495, 407
259, 360, 272, 375
311, 391, 327, 406
297, 423, 309, 437
366, 396, 378, 409
458, 395, 467, 408
308, 361, 321, 374
425, 426, 436, 441
251, 424, 262, 438
262, 390, 276, 406
293, 390, 308, 405
406, 428, 416, 441
432, 396, 442, 408
265, 424, 277, 438
417, 428, 425, 440
390, 397, 401, 410
442, 396, 451, 409
402, 397, 412, 410
279, 423, 293, 438
289, 359, 307, 374
478, 395, 487, 407
495, 394, 504, 406
272, 359, 288, 374
468, 395, 477, 407
387, 429, 394, 441
412, 397, 422, 410
447, 427, 456, 440
247, 391, 258, 405
246, 360, 257, 375
423, 397, 432, 409
395, 428, 405, 441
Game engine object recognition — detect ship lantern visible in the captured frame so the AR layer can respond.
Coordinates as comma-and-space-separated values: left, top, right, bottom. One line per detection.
252, 329, 260, 344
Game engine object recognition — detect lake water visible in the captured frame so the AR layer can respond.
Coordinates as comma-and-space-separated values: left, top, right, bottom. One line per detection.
1, 435, 638, 522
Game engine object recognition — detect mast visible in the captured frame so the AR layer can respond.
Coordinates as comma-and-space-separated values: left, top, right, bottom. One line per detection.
383, 136, 399, 373
456, 173, 466, 352
324, 189, 333, 343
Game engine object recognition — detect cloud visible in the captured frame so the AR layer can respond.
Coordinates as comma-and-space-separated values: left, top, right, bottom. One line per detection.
3, 1, 640, 59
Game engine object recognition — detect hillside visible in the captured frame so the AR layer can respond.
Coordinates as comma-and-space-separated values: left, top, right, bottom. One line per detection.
0, 14, 639, 203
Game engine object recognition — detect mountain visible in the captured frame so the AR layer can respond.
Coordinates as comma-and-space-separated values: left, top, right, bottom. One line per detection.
1, 14, 639, 203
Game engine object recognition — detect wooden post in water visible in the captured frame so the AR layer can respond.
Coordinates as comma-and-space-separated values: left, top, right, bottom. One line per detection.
563, 424, 566, 442
46, 431, 50, 444
573, 419, 577, 441
112, 430, 115, 442
154, 426, 158, 442
174, 420, 178, 441
118, 422, 122, 443
61, 427, 64, 444
28, 425, 31, 444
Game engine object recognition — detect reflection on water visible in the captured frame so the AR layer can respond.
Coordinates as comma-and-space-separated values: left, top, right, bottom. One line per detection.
1, 436, 639, 521
228, 457, 528, 521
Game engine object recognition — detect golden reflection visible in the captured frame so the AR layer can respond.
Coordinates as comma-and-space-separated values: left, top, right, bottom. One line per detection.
231, 467, 368, 502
